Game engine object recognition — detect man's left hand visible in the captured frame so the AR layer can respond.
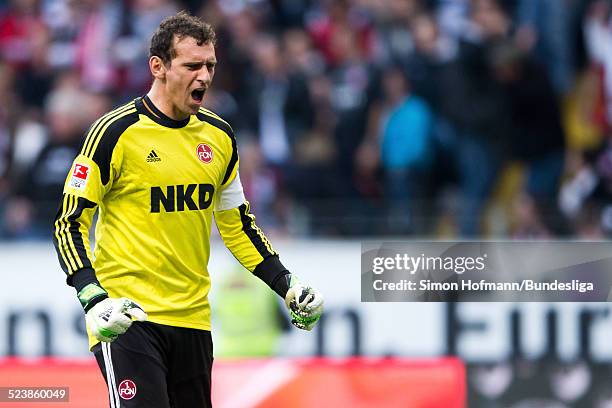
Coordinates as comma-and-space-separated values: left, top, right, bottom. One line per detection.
284, 277, 324, 331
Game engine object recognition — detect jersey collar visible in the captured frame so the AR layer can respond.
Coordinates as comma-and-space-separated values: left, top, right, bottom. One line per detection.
137, 95, 191, 128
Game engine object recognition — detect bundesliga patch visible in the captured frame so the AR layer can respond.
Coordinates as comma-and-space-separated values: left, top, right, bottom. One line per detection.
69, 163, 90, 190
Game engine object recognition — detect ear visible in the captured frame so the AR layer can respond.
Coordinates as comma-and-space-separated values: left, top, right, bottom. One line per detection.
149, 56, 167, 80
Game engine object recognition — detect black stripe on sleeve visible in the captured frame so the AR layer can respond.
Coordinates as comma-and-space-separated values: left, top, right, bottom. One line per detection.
222, 132, 238, 185
66, 196, 97, 270
52, 196, 71, 274
55, 194, 81, 273
238, 202, 276, 258
53, 194, 98, 275
196, 110, 238, 185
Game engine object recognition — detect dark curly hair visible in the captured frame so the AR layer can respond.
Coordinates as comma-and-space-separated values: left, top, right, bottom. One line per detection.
149, 11, 216, 65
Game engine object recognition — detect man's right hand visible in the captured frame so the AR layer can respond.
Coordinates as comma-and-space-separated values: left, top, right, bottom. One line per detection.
86, 297, 148, 342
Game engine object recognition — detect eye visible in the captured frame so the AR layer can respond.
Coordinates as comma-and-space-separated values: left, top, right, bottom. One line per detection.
184, 63, 203, 71
207, 63, 216, 71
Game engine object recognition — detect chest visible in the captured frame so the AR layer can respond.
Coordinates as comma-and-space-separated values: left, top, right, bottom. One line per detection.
120, 123, 227, 187
111, 122, 228, 214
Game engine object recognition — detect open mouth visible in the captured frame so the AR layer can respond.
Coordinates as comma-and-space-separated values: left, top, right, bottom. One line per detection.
191, 89, 205, 103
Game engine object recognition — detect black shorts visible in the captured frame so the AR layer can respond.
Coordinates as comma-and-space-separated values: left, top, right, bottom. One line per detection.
92, 321, 213, 408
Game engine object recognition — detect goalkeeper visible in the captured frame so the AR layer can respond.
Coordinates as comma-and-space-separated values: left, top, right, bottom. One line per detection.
52, 11, 322, 408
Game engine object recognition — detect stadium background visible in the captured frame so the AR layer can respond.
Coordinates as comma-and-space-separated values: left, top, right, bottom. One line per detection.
1, 0, 612, 406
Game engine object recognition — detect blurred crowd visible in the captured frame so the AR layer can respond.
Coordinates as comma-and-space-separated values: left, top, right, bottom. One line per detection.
0, 0, 611, 239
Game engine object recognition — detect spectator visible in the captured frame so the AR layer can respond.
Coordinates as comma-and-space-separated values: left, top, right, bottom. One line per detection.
378, 66, 433, 234
113, 0, 179, 97
437, 0, 512, 236
515, 0, 580, 95
286, 73, 340, 235
246, 35, 292, 166
283, 28, 325, 77
405, 12, 457, 108
371, 0, 423, 67
560, 142, 612, 238
307, 0, 375, 66
583, 0, 612, 130
492, 42, 568, 234
0, 0, 47, 70
3, 83, 97, 238
0, 0, 599, 239
0, 62, 16, 232
73, 0, 122, 92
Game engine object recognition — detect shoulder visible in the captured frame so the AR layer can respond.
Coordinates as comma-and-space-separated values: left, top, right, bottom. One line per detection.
81, 100, 140, 160
197, 108, 238, 185
407, 96, 430, 111
196, 107, 235, 141
81, 100, 140, 184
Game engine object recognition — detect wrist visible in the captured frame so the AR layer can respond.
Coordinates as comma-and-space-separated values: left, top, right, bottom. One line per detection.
71, 268, 108, 312
253, 256, 291, 298
272, 272, 292, 299
78, 283, 109, 312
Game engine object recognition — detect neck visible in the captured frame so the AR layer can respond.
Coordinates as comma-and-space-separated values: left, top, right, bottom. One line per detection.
147, 82, 190, 121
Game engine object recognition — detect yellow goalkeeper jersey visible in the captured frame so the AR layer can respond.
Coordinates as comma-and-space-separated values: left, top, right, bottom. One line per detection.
52, 96, 278, 346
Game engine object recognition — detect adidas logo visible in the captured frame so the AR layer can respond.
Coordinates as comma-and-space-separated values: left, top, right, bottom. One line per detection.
146, 150, 161, 162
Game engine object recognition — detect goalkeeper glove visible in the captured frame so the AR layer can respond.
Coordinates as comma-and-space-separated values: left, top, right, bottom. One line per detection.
284, 276, 324, 331
78, 283, 147, 342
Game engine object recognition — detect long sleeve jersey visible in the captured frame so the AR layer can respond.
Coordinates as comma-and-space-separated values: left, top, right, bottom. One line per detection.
52, 96, 286, 346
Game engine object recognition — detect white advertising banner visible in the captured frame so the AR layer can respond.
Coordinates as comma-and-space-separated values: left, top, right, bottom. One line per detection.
1, 241, 612, 361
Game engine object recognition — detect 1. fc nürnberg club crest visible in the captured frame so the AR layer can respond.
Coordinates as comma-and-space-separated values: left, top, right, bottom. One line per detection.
197, 143, 213, 163
69, 163, 89, 190
118, 379, 137, 400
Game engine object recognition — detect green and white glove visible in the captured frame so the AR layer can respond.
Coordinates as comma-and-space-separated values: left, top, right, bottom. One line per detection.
284, 276, 324, 331
78, 283, 147, 342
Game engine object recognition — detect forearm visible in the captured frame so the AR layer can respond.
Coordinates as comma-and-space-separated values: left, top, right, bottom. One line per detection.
253, 256, 292, 298
215, 201, 292, 297
53, 192, 106, 311
52, 193, 97, 275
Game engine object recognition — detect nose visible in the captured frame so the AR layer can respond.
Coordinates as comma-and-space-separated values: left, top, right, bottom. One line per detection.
196, 66, 211, 84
